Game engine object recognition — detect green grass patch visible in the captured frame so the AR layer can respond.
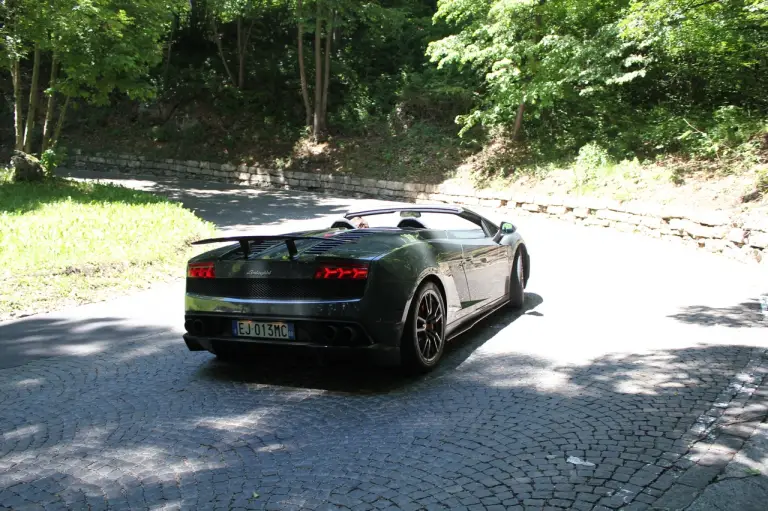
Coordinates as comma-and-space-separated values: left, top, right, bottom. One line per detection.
0, 177, 216, 320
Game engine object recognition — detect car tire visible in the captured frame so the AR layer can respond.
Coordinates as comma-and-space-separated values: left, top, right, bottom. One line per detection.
401, 281, 446, 374
508, 249, 525, 310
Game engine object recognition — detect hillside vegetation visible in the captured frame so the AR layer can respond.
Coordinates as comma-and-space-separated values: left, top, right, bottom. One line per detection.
2, 0, 767, 210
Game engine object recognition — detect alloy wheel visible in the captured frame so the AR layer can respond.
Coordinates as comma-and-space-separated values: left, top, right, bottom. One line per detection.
415, 289, 444, 364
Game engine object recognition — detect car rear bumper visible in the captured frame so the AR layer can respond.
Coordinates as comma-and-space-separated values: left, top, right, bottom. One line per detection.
183, 333, 401, 366
184, 293, 406, 360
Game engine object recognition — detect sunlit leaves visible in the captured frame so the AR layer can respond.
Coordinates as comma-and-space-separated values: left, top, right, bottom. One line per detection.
428, 0, 640, 133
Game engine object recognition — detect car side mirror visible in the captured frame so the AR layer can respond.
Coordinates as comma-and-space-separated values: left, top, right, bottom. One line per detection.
500, 221, 516, 235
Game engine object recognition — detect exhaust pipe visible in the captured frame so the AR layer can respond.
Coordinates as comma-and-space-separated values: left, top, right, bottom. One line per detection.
323, 325, 338, 343
339, 326, 357, 345
192, 319, 205, 336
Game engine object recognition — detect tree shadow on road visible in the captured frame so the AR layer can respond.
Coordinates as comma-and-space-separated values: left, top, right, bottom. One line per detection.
58, 170, 387, 232
0, 315, 183, 371
668, 298, 767, 328
0, 286, 763, 511
1, 329, 765, 510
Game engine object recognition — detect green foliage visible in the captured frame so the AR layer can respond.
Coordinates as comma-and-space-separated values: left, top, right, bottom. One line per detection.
52, 0, 185, 105
756, 167, 768, 196
676, 106, 766, 159
425, 0, 768, 166
576, 142, 614, 172
39, 147, 67, 177
427, 0, 643, 136
4, 0, 767, 182
572, 142, 614, 191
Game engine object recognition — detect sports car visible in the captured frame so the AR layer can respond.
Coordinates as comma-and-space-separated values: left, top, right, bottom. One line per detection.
182, 204, 530, 372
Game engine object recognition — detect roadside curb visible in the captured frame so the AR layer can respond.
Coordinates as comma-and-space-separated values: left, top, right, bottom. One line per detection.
645, 347, 768, 510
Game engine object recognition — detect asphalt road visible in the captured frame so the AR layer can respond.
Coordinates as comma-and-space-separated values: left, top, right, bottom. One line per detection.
1, 171, 767, 511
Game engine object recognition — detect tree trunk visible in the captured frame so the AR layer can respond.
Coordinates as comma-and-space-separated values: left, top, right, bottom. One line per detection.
52, 96, 70, 149
163, 15, 178, 82
237, 17, 245, 88
23, 44, 42, 153
211, 18, 236, 87
512, 102, 525, 140
239, 18, 255, 90
297, 0, 312, 127
11, 59, 24, 151
320, 12, 333, 126
312, 4, 324, 140
511, 2, 543, 141
42, 54, 59, 152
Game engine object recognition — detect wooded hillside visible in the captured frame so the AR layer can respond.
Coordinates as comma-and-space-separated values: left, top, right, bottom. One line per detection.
2, 0, 767, 201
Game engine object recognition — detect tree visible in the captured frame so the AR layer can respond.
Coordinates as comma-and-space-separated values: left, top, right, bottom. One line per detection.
426, 0, 644, 137
1, 0, 49, 151
208, 0, 263, 89
312, 0, 334, 138
297, 0, 313, 127
293, 0, 339, 140
1, 0, 185, 155
619, 0, 768, 109
297, 0, 371, 140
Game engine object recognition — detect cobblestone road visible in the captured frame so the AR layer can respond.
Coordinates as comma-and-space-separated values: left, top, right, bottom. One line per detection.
1, 174, 767, 511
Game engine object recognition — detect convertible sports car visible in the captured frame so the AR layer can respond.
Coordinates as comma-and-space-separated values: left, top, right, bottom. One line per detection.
182, 204, 530, 372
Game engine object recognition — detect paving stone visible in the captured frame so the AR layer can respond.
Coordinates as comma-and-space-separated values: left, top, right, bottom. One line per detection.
652, 485, 701, 509
0, 277, 765, 511
677, 465, 722, 489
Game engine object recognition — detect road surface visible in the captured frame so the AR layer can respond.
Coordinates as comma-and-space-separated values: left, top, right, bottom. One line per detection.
1, 171, 767, 510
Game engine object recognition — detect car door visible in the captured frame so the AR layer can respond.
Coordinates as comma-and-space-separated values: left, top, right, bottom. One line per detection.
454, 219, 508, 311
429, 236, 473, 322
461, 239, 508, 307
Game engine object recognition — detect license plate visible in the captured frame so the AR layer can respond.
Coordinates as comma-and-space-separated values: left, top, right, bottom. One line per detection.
232, 320, 295, 340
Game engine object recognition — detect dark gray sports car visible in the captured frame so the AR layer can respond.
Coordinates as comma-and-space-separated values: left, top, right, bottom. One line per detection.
182, 204, 530, 372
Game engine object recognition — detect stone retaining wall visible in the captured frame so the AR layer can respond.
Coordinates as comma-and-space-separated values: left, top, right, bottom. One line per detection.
70, 152, 768, 265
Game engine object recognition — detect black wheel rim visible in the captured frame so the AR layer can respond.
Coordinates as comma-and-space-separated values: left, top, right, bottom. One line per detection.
415, 290, 444, 364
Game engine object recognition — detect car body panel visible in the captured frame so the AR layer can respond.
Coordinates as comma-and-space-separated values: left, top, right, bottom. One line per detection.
183, 204, 529, 365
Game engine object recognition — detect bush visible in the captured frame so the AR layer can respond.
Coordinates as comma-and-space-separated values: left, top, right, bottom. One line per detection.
572, 142, 614, 190
40, 147, 68, 177
677, 106, 766, 160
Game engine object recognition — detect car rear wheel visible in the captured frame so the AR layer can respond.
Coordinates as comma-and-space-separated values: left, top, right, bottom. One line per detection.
401, 281, 446, 373
508, 249, 525, 310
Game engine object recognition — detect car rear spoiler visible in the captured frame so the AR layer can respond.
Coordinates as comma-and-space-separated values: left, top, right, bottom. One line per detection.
191, 235, 326, 259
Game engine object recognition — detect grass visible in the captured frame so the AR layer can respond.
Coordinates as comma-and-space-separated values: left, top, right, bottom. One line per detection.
0, 174, 216, 320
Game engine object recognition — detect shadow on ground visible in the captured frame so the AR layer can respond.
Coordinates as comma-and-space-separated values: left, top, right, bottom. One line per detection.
0, 176, 174, 215
57, 170, 372, 232
669, 298, 767, 328
194, 293, 544, 395
1, 319, 762, 510
0, 316, 181, 370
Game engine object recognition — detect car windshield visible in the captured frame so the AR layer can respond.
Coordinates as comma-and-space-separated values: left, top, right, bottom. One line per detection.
350, 211, 488, 237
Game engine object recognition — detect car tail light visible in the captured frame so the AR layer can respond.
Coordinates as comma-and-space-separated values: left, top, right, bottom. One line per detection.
188, 262, 215, 278
314, 264, 368, 280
